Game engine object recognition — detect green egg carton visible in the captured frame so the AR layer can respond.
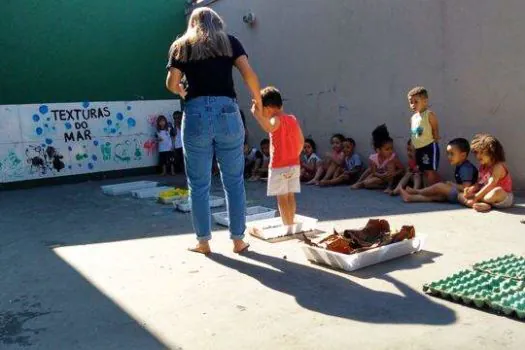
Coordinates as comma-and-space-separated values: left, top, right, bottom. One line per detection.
473, 254, 525, 280
423, 255, 525, 320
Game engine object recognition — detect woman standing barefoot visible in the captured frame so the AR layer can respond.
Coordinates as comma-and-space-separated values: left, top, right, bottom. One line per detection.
166, 7, 262, 254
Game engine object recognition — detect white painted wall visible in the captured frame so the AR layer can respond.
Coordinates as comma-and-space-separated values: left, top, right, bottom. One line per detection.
208, 0, 525, 188
0, 100, 180, 183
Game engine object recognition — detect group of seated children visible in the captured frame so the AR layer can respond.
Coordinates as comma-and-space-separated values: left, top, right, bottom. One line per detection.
156, 111, 184, 176
352, 86, 514, 212
243, 85, 514, 213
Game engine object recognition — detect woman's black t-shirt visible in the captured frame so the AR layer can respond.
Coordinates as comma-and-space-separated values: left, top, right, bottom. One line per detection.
167, 35, 247, 101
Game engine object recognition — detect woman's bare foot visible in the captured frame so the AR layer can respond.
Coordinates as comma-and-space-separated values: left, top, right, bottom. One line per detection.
188, 241, 211, 255
233, 239, 250, 254
473, 202, 492, 213
405, 187, 419, 194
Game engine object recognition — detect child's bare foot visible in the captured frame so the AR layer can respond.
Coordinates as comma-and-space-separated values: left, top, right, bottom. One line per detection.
305, 180, 317, 185
473, 202, 492, 213
233, 239, 250, 254
399, 188, 412, 202
188, 241, 211, 255
384, 188, 393, 195
248, 176, 260, 182
350, 182, 362, 190
391, 188, 401, 196
319, 180, 330, 187
405, 187, 418, 194
160, 172, 167, 176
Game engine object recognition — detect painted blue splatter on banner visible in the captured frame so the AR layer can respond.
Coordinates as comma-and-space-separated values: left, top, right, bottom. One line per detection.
92, 155, 98, 161
36, 127, 43, 135
82, 101, 90, 108
39, 105, 49, 114
32, 114, 40, 122
45, 138, 53, 145
127, 106, 132, 111
65, 122, 72, 130
88, 163, 94, 170
107, 120, 113, 126
116, 113, 124, 121
68, 146, 73, 151
93, 140, 99, 146
110, 128, 117, 134
127, 118, 136, 127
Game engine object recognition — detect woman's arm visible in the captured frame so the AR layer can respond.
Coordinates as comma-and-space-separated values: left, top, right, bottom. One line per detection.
473, 164, 506, 202
166, 68, 187, 98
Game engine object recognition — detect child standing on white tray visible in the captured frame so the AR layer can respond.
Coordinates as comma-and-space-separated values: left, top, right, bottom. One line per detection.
251, 86, 304, 231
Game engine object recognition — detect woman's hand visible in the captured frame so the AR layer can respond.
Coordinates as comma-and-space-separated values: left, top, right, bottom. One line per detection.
178, 83, 187, 99
250, 99, 262, 118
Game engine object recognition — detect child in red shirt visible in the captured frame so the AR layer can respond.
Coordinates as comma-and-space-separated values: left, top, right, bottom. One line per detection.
251, 86, 304, 229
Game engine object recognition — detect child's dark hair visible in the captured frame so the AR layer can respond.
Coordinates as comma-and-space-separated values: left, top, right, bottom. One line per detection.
331, 134, 345, 143
260, 138, 270, 147
304, 138, 317, 152
261, 86, 283, 108
372, 124, 393, 150
471, 133, 506, 163
407, 139, 412, 146
156, 115, 169, 131
344, 138, 356, 146
407, 86, 428, 99
448, 138, 471, 155
172, 110, 182, 118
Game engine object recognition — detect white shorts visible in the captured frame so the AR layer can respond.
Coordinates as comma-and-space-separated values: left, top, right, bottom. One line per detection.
493, 192, 514, 209
267, 165, 301, 196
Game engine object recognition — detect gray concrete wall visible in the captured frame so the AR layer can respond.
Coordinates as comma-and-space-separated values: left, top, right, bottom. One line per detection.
207, 0, 525, 188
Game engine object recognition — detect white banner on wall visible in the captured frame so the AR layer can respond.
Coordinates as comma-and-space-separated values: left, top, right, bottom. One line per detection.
0, 99, 180, 183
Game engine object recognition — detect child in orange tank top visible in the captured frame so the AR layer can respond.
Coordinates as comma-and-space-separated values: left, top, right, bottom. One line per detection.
251, 87, 304, 231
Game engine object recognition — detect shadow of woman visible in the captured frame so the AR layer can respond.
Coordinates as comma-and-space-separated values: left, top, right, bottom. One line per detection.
209, 251, 456, 325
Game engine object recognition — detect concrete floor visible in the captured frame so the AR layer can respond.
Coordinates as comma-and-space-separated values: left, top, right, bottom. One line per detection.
1, 174, 524, 349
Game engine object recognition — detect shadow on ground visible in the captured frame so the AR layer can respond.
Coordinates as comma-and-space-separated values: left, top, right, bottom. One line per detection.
209, 250, 455, 325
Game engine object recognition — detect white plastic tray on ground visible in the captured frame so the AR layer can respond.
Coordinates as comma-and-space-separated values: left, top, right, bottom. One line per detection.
248, 215, 318, 240
213, 206, 277, 227
131, 186, 173, 199
302, 235, 426, 272
101, 181, 158, 196
174, 196, 226, 212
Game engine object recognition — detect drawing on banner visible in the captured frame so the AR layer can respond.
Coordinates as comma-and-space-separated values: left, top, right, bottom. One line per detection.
0, 150, 25, 180
25, 145, 65, 175
1, 99, 180, 183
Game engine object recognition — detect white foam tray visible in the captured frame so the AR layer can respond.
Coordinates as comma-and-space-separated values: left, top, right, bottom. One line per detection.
131, 186, 173, 199
174, 196, 225, 212
102, 181, 158, 196
248, 215, 318, 240
213, 206, 277, 227
302, 235, 426, 272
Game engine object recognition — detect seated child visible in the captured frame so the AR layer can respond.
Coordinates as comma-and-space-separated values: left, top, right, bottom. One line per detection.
320, 138, 363, 186
400, 138, 478, 203
300, 138, 321, 182
351, 124, 404, 193
306, 133, 345, 185
248, 138, 270, 181
251, 86, 304, 230
459, 133, 513, 212
392, 139, 422, 195
244, 139, 263, 178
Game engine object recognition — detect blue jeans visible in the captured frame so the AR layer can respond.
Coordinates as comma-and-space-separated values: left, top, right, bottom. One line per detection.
182, 96, 246, 241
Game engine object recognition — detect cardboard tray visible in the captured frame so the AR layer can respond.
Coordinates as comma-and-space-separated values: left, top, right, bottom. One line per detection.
302, 235, 426, 272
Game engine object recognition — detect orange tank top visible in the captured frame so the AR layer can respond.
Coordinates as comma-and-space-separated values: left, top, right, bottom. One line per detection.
270, 114, 301, 169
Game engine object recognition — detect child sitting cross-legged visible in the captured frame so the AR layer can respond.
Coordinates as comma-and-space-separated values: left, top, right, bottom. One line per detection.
459, 133, 514, 212
248, 138, 270, 181
320, 138, 363, 186
400, 138, 478, 203
306, 133, 345, 185
300, 138, 321, 182
244, 138, 263, 178
391, 139, 422, 195
351, 124, 404, 193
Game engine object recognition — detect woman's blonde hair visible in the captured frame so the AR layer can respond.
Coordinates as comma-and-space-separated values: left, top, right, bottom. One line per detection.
169, 7, 232, 62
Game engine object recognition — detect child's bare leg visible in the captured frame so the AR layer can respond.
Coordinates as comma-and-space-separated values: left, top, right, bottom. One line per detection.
413, 173, 422, 189
425, 170, 441, 186
288, 193, 296, 224
306, 166, 324, 185
392, 173, 412, 195
277, 194, 293, 226
351, 168, 371, 189
170, 163, 175, 175
161, 164, 167, 176
414, 182, 452, 198
321, 162, 338, 182
400, 187, 444, 203
320, 174, 349, 187
473, 187, 508, 212
363, 176, 385, 189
